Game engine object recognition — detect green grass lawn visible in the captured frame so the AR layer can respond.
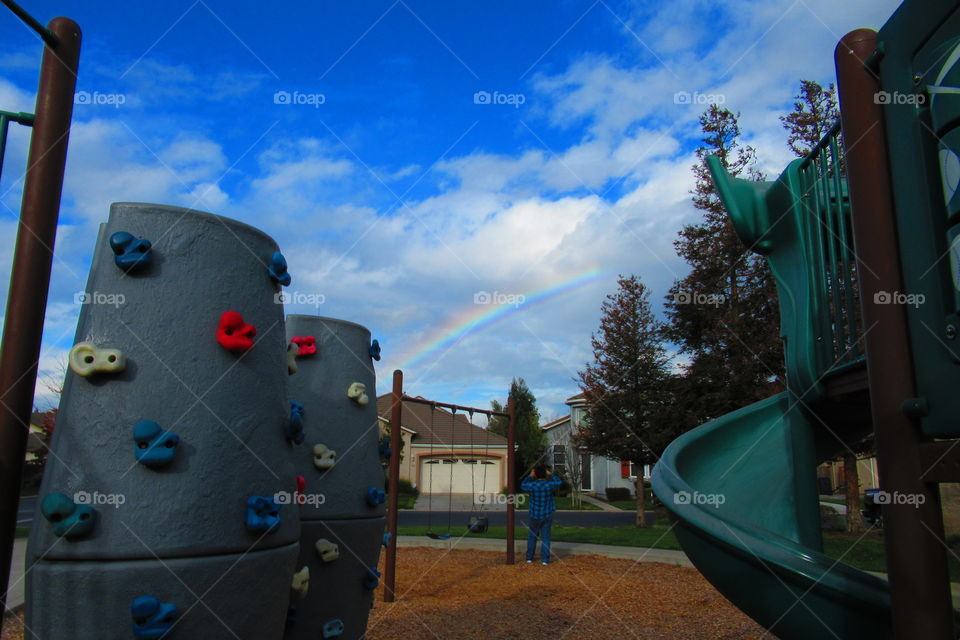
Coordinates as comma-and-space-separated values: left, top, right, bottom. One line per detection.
607, 500, 658, 511
818, 495, 848, 505
554, 496, 600, 510
398, 524, 960, 581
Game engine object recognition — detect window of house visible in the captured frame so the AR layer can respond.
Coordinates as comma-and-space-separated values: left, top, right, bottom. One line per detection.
442, 459, 457, 464
553, 444, 566, 475
627, 462, 651, 479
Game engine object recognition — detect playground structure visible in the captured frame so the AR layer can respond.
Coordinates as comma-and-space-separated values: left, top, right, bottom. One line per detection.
0, 0, 81, 624
652, 1, 960, 638
284, 315, 386, 640
380, 369, 516, 603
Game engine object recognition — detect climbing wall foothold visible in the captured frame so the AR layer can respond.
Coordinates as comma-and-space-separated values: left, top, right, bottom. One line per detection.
369, 339, 381, 361
131, 595, 177, 639
291, 335, 316, 356
322, 619, 344, 638
245, 495, 281, 534
315, 538, 340, 563
312, 443, 336, 471
287, 343, 298, 375
291, 566, 310, 600
362, 567, 381, 590
68, 341, 125, 377
132, 420, 180, 468
347, 382, 369, 406
217, 311, 256, 353
365, 487, 385, 507
40, 492, 96, 539
268, 251, 292, 286
287, 400, 305, 445
382, 532, 392, 547
109, 231, 153, 272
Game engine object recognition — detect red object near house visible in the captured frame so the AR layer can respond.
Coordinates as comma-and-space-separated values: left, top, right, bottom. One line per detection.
620, 460, 630, 478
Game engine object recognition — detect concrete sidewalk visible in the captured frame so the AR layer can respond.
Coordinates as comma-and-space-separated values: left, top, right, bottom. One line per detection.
577, 494, 622, 512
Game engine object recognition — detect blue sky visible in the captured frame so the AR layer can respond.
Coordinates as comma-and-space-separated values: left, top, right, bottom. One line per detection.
0, 0, 900, 420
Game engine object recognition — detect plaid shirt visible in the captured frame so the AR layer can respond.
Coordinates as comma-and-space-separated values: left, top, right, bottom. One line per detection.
521, 475, 562, 519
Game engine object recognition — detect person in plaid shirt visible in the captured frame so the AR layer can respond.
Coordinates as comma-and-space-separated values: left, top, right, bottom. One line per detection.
521, 465, 562, 565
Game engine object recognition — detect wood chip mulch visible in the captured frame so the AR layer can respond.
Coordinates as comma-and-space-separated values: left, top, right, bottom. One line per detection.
1, 548, 767, 639
368, 547, 767, 640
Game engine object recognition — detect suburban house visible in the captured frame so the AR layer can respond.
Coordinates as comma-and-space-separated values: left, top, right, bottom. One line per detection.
376, 395, 509, 494
541, 392, 648, 497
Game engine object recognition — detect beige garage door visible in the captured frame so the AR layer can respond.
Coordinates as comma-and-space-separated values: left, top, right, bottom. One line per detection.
420, 457, 500, 493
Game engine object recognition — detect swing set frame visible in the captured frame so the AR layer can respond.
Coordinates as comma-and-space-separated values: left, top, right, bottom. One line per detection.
383, 369, 516, 603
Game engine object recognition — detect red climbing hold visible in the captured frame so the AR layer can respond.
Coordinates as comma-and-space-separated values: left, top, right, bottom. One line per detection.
291, 335, 317, 356
217, 311, 256, 353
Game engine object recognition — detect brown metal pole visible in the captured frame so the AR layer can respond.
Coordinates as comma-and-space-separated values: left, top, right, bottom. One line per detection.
836, 29, 954, 639
505, 396, 516, 565
382, 369, 403, 602
0, 16, 80, 619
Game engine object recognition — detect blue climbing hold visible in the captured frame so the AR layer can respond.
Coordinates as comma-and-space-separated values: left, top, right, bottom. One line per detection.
287, 400, 305, 445
382, 532, 392, 547
133, 420, 180, 468
245, 495, 281, 533
109, 231, 152, 271
365, 487, 385, 507
41, 492, 96, 539
131, 595, 177, 639
322, 619, 344, 638
268, 251, 291, 286
362, 566, 381, 590
369, 339, 381, 361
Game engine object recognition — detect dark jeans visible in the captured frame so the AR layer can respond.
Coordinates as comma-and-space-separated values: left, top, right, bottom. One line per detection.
526, 517, 553, 563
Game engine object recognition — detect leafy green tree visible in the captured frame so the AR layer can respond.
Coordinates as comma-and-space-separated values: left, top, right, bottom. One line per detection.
665, 105, 784, 431
575, 275, 673, 527
489, 378, 547, 485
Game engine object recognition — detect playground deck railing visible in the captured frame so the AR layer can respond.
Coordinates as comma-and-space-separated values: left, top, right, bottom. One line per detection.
708, 119, 865, 401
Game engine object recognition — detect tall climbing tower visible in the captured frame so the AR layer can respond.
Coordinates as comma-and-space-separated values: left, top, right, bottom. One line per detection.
284, 315, 385, 640
27, 203, 301, 639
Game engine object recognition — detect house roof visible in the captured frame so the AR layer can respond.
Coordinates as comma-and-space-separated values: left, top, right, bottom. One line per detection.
540, 416, 569, 431
376, 394, 508, 448
565, 392, 586, 405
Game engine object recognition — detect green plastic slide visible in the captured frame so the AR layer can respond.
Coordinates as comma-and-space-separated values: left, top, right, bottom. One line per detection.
651, 393, 892, 639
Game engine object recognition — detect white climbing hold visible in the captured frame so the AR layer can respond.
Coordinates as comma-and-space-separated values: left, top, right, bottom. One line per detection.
313, 443, 336, 471
347, 382, 369, 406
69, 342, 125, 377
315, 538, 340, 563
291, 566, 310, 600
287, 343, 298, 376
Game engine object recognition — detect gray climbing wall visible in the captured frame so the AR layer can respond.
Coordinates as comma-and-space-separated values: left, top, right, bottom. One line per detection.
285, 315, 385, 640
27, 203, 301, 639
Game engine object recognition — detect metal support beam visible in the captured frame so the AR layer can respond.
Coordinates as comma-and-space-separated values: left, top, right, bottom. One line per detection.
835, 28, 954, 639
505, 396, 516, 565
0, 15, 81, 621
383, 370, 403, 603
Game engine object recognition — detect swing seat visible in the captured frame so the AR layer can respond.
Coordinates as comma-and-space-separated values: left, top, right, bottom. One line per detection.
426, 532, 452, 540
467, 516, 488, 534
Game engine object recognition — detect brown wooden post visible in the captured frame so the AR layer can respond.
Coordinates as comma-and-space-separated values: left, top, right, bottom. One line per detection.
0, 16, 80, 619
836, 28, 954, 639
382, 369, 403, 602
505, 396, 516, 564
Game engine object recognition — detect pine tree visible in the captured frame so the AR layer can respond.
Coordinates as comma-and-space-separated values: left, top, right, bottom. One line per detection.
575, 275, 673, 528
489, 378, 547, 485
780, 80, 839, 158
665, 106, 784, 430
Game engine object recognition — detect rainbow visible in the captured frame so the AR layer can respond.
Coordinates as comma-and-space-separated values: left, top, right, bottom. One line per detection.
398, 270, 604, 369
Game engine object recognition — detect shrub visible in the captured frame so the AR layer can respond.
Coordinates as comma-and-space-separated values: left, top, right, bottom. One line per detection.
605, 487, 631, 502
385, 476, 419, 497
